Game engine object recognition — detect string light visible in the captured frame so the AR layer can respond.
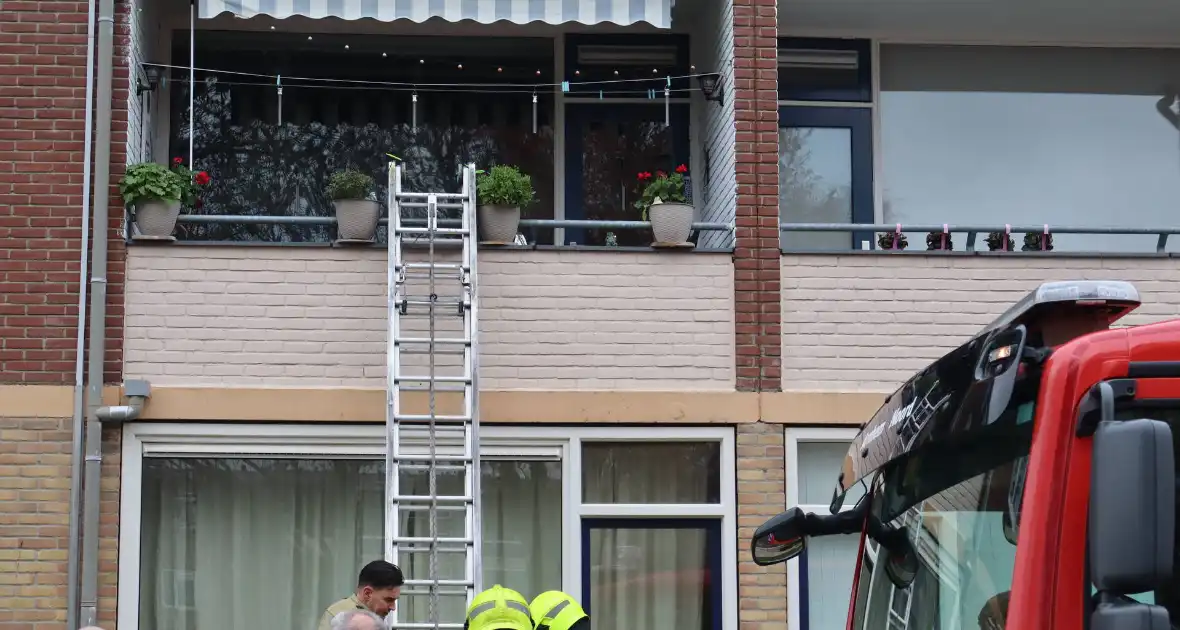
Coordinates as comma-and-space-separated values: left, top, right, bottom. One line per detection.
145, 62, 718, 92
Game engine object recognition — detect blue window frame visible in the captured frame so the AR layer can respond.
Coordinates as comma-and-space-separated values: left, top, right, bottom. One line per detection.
777, 37, 872, 103
581, 518, 723, 630
778, 105, 874, 249
564, 104, 691, 246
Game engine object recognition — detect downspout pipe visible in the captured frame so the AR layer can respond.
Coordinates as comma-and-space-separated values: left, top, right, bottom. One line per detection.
78, 0, 117, 621
66, 0, 99, 624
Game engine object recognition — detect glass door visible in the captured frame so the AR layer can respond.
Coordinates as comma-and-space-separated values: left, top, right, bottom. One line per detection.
778, 106, 874, 251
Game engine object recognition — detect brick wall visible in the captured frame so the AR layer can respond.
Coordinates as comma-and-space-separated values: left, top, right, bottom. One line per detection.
782, 254, 1180, 391
0, 415, 121, 630
123, 247, 736, 390
735, 422, 787, 630
731, 0, 780, 393
0, 0, 129, 385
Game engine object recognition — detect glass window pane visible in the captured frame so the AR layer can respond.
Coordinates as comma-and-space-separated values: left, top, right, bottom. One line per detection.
139, 457, 561, 629
880, 45, 1180, 253
779, 127, 853, 251
798, 441, 863, 507
576, 119, 676, 247
170, 33, 556, 244
588, 527, 713, 630
582, 442, 721, 504
805, 535, 860, 630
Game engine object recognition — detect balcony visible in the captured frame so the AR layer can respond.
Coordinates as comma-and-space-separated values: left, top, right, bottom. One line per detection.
779, 223, 1180, 393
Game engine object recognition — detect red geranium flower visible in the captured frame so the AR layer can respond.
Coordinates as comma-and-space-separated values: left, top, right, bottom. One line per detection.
194, 171, 211, 186
637, 171, 652, 180
656, 170, 667, 178
675, 164, 688, 174
172, 157, 183, 166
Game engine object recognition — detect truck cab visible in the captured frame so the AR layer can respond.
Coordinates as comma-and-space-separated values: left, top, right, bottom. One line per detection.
751, 280, 1179, 630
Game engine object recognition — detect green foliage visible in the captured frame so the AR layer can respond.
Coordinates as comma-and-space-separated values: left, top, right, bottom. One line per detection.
476, 165, 534, 207
119, 162, 186, 206
633, 166, 689, 221
327, 169, 376, 201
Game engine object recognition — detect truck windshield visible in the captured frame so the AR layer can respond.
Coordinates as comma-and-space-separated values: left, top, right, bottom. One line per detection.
849, 411, 1033, 630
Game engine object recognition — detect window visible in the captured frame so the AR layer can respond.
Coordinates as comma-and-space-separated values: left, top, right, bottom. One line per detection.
168, 31, 556, 243
785, 428, 864, 630
561, 34, 693, 247
777, 38, 875, 251
119, 424, 737, 630
879, 45, 1180, 253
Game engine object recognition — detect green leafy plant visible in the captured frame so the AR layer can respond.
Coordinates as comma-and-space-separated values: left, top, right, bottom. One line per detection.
327, 169, 376, 201
118, 158, 211, 208
633, 164, 689, 221
476, 165, 534, 207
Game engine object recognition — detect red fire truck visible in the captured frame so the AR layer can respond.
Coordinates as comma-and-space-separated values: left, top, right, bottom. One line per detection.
751, 280, 1177, 630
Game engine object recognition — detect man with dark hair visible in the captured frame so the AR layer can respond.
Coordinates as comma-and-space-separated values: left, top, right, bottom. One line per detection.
317, 560, 405, 630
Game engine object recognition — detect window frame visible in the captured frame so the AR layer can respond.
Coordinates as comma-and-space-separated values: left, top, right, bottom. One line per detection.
777, 37, 873, 104
117, 423, 737, 630
784, 426, 861, 630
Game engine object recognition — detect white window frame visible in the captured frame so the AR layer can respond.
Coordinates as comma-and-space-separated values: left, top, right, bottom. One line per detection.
784, 426, 861, 630
118, 423, 737, 630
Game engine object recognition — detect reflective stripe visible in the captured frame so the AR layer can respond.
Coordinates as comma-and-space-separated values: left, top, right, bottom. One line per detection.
543, 600, 571, 620
468, 600, 531, 620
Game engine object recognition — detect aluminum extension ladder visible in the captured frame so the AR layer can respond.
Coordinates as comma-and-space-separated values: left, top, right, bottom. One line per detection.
386, 162, 483, 630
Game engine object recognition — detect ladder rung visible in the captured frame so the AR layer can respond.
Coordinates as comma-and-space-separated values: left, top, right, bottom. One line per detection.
397, 227, 471, 236
396, 384, 469, 392
395, 537, 473, 545
391, 454, 471, 462
396, 504, 469, 511
392, 494, 472, 502
399, 262, 466, 271
393, 623, 465, 629
397, 297, 467, 306
395, 337, 471, 345
394, 545, 470, 554
393, 414, 472, 423
402, 578, 475, 586
397, 464, 469, 472
397, 191, 467, 199
395, 376, 472, 384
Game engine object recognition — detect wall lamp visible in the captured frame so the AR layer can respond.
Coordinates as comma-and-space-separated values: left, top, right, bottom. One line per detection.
697, 72, 724, 105
137, 64, 161, 95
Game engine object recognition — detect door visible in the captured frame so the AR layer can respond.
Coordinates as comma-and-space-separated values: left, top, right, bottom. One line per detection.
564, 104, 691, 246
778, 106, 874, 250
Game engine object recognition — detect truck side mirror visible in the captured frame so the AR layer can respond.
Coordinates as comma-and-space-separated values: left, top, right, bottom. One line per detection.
1089, 419, 1175, 630
751, 507, 808, 566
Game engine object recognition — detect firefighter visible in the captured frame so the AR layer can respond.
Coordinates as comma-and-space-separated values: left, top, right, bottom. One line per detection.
463, 585, 534, 630
528, 590, 589, 630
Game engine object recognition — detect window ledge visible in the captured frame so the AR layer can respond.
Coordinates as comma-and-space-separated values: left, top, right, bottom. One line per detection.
128, 240, 734, 254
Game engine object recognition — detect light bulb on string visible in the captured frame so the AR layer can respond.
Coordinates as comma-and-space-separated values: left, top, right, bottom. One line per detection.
382, 52, 387, 58
419, 59, 425, 64
307, 35, 312, 40
574, 70, 580, 76
269, 25, 275, 30
613, 70, 619, 76
497, 67, 503, 73
344, 44, 349, 50
535, 69, 541, 76
457, 64, 463, 70
652, 68, 658, 74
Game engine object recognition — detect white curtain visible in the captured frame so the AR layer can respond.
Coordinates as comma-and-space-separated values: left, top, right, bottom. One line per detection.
581, 442, 720, 630
139, 457, 561, 630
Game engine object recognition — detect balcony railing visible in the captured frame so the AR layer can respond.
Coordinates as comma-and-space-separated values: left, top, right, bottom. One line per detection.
780, 223, 1180, 254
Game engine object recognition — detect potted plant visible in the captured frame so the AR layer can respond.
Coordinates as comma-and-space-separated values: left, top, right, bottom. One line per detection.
986, 230, 1015, 252
926, 229, 954, 251
119, 157, 209, 239
476, 165, 533, 244
327, 169, 380, 242
1022, 231, 1054, 252
635, 164, 693, 246
878, 229, 908, 250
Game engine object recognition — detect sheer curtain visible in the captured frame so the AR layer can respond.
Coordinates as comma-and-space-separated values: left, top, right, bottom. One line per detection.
581, 443, 721, 630
139, 458, 562, 630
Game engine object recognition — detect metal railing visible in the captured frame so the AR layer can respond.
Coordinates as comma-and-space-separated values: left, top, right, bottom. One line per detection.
779, 223, 1180, 253
121, 210, 736, 249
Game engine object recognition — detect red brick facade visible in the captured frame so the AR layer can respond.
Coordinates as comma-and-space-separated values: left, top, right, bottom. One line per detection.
732, 0, 781, 393
0, 0, 128, 386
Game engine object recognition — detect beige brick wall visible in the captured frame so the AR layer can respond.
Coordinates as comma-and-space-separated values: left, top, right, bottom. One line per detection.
0, 417, 120, 630
782, 254, 1180, 392
736, 422, 787, 629
124, 247, 735, 390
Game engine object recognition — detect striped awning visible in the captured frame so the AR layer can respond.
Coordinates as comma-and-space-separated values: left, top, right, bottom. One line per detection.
199, 0, 674, 28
